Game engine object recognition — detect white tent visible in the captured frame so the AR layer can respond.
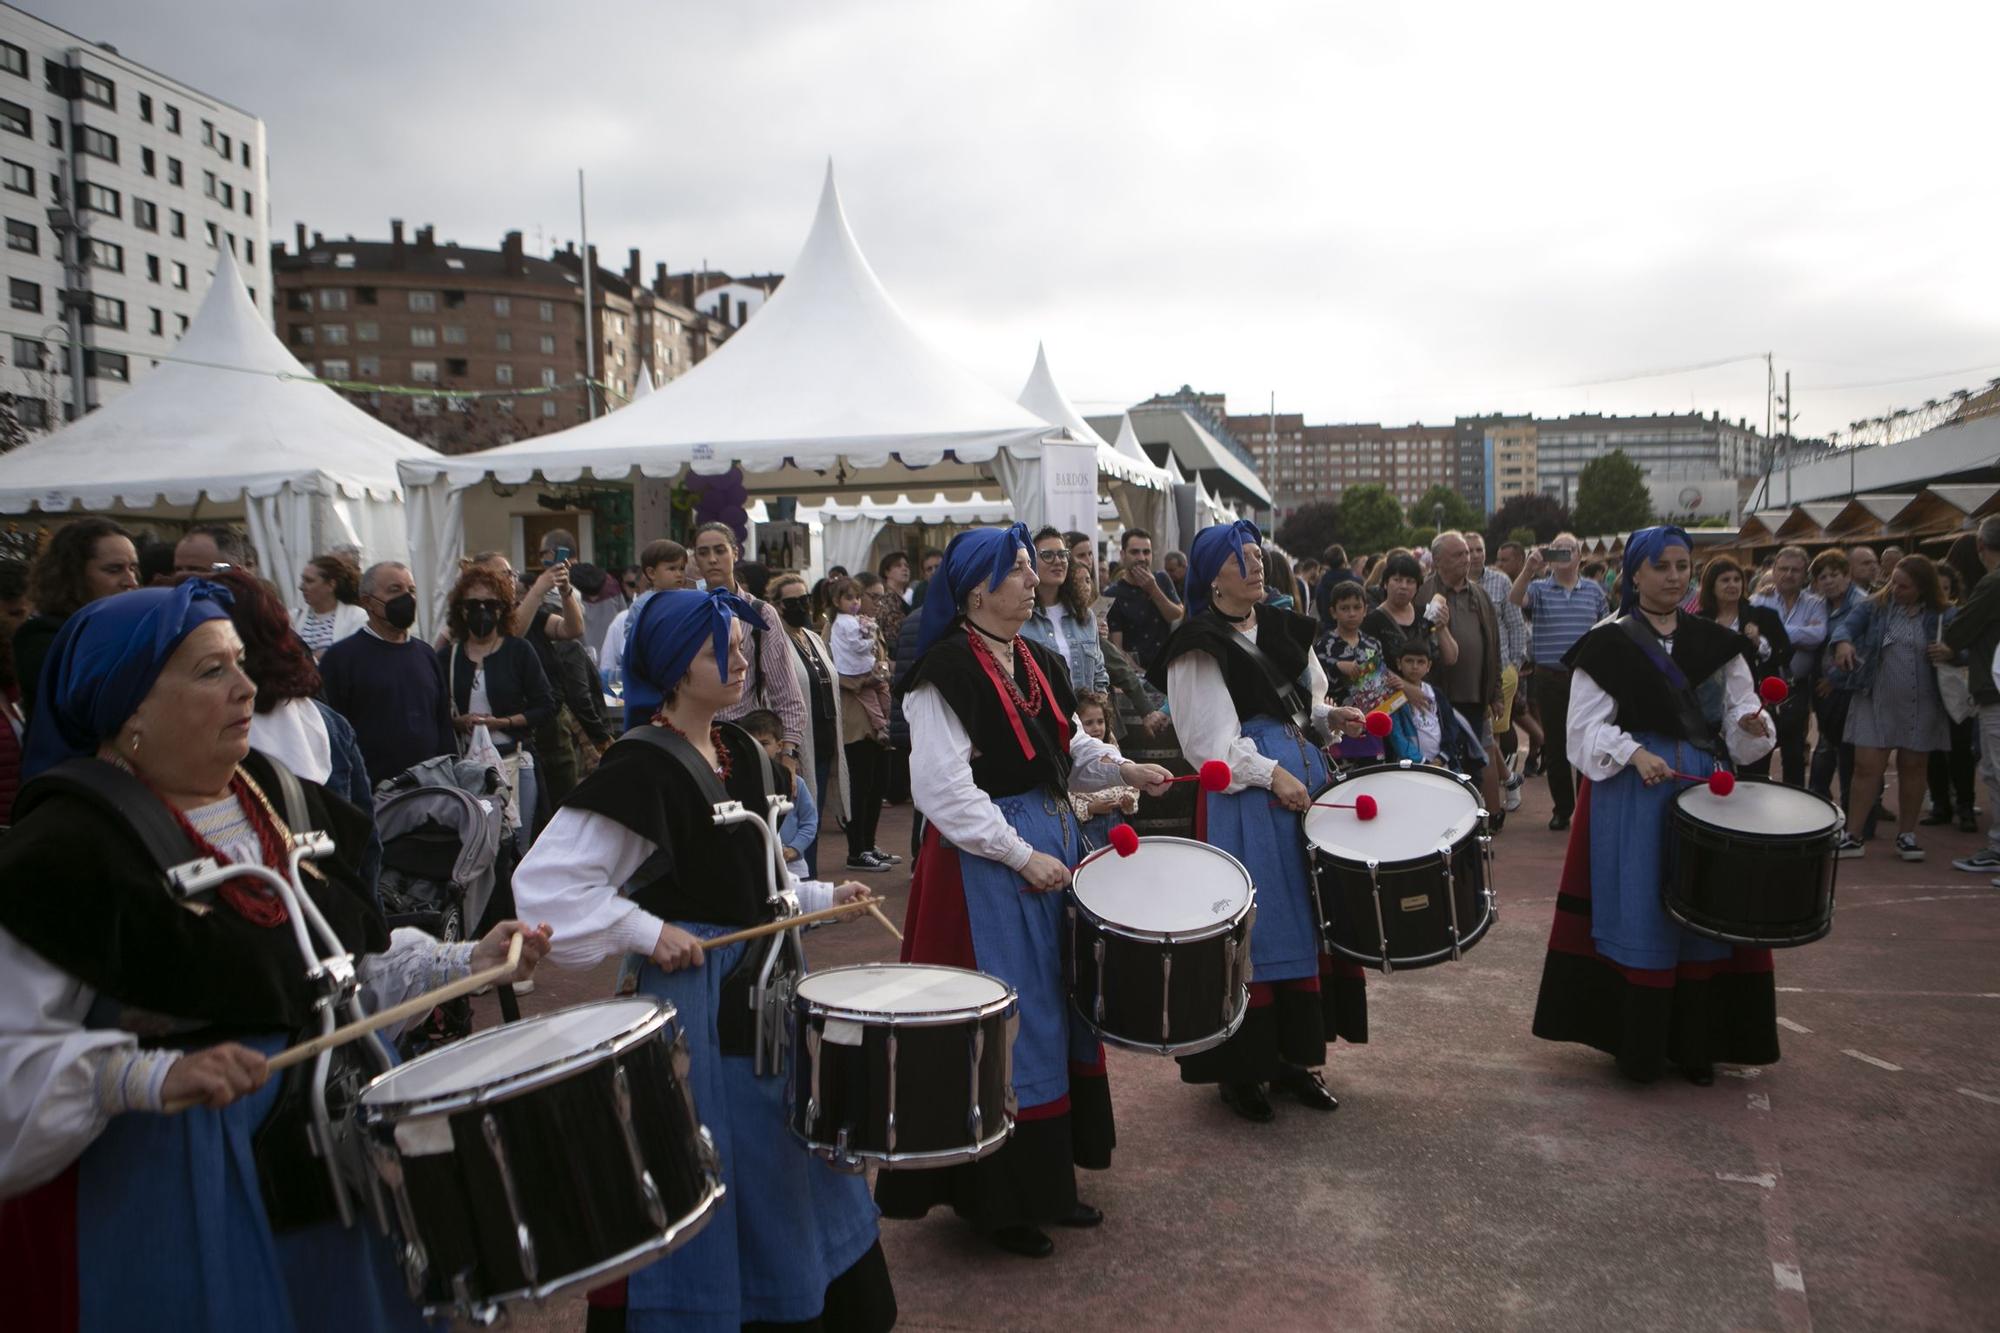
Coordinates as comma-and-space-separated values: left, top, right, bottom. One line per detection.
1014, 344, 1174, 540
810, 491, 1014, 576
400, 166, 1106, 617
0, 250, 433, 594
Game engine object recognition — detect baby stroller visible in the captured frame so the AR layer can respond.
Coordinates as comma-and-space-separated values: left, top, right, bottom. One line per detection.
373, 755, 505, 1058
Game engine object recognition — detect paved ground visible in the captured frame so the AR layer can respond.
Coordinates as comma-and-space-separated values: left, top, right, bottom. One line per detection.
474, 771, 2000, 1332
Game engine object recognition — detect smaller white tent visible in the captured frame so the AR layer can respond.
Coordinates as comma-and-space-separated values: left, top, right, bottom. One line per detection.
811, 492, 1014, 575
0, 250, 433, 593
1015, 344, 1174, 540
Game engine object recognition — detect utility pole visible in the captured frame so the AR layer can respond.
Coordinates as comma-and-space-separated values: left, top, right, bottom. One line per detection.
578, 169, 597, 419
1776, 369, 1793, 504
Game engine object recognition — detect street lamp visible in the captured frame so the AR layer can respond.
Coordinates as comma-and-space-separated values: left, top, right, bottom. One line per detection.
1433, 501, 1444, 533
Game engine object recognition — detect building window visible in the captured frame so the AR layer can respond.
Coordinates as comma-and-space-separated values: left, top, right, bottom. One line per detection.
204, 221, 216, 247
411, 361, 438, 384
79, 125, 117, 161
321, 324, 348, 345
242, 237, 253, 265
8, 278, 38, 312
149, 307, 163, 335
443, 290, 465, 308
173, 261, 188, 289
91, 294, 127, 329
177, 313, 188, 333
86, 238, 123, 272
0, 42, 23, 78
355, 320, 378, 342
442, 325, 466, 345
134, 198, 157, 231
87, 350, 129, 381
318, 288, 349, 311
4, 159, 32, 195
202, 169, 216, 199
200, 119, 214, 148
169, 209, 186, 238
164, 104, 180, 133
410, 326, 436, 347
538, 300, 554, 322
445, 358, 468, 378
320, 358, 350, 380
542, 400, 557, 418
5, 217, 34, 253
494, 296, 511, 316
538, 334, 555, 355
495, 330, 512, 352
408, 291, 437, 312
138, 91, 152, 121
495, 364, 513, 385
411, 396, 438, 417
291, 324, 314, 346
80, 70, 115, 108
10, 335, 43, 368
83, 182, 120, 216
45, 116, 58, 149
140, 146, 156, 177
243, 190, 252, 217
541, 367, 557, 387
357, 355, 379, 378
0, 100, 26, 137
167, 157, 182, 186
240, 142, 249, 168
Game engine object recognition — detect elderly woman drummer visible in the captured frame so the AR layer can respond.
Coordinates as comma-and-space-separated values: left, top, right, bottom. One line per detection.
0, 579, 548, 1332
874, 524, 1174, 1261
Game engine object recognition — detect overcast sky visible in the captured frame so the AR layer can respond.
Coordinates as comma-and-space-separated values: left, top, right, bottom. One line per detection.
33, 0, 2000, 442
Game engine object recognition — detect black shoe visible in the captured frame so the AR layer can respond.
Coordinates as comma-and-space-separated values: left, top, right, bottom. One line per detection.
1684, 1063, 1716, 1087
1056, 1202, 1104, 1229
1921, 809, 1956, 826
1961, 814, 1980, 834
1275, 1068, 1340, 1112
1549, 813, 1571, 832
989, 1225, 1054, 1258
845, 854, 891, 873
1488, 810, 1506, 834
1219, 1082, 1275, 1123
1524, 754, 1543, 778
869, 847, 904, 865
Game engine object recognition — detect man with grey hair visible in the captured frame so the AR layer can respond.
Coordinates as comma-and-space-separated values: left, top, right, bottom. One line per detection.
1847, 544, 1881, 593
1751, 544, 1827, 785
1946, 516, 2000, 876
1467, 533, 1528, 808
1511, 531, 1608, 830
319, 560, 456, 783
1420, 530, 1504, 822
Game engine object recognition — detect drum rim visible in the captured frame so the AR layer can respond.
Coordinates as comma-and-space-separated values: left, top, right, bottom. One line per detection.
1080, 984, 1251, 1057
793, 1114, 1017, 1170
1322, 897, 1498, 970
1068, 834, 1256, 943
792, 962, 1019, 1025
1672, 773, 1844, 838
359, 997, 676, 1118
1304, 760, 1488, 867
1663, 895, 1835, 948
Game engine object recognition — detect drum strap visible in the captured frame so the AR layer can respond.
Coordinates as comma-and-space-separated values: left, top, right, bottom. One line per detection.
1228, 630, 1321, 741
1616, 615, 1719, 755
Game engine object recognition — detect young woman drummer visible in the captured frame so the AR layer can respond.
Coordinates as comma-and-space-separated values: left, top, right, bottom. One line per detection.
877, 524, 1173, 1260
511, 587, 896, 1332
1530, 525, 1780, 1085
1151, 520, 1368, 1124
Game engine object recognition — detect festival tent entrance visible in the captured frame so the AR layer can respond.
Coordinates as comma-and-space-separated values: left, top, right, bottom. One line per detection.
809, 492, 1015, 577
0, 250, 434, 594
402, 167, 1101, 620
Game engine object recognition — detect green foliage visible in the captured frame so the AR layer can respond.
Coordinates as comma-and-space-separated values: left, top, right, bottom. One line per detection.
1507, 525, 1539, 548
1337, 484, 1407, 556
1274, 501, 1341, 561
1409, 485, 1480, 534
1403, 525, 1438, 550
1486, 494, 1570, 549
1571, 450, 1654, 536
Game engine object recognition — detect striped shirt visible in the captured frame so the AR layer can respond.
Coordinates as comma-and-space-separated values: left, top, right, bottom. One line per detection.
1523, 575, 1609, 665
1480, 567, 1528, 667
1751, 587, 1829, 678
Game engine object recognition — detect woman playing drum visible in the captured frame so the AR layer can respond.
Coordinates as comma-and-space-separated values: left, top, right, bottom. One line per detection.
1151, 521, 1368, 1124
0, 580, 548, 1332
511, 588, 895, 1332
876, 525, 1172, 1260
1531, 526, 1780, 1085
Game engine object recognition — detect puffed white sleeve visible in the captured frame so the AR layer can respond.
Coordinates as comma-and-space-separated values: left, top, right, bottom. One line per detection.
355, 929, 478, 1031
0, 928, 180, 1196
512, 808, 670, 970
1067, 719, 1129, 793
906, 683, 1036, 872
1566, 667, 1642, 782
1166, 651, 1278, 792
1718, 655, 1778, 766
1304, 646, 1333, 729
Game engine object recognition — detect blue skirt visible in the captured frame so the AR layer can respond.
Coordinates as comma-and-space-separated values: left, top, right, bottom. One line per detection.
1204, 716, 1332, 984
626, 927, 880, 1332
1588, 731, 1733, 971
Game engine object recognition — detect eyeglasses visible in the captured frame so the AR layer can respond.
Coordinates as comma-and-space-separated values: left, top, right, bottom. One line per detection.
1037, 549, 1070, 565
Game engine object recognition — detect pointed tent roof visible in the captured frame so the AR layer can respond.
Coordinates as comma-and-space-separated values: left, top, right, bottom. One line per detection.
0, 251, 433, 511
401, 165, 1054, 491
1015, 344, 1171, 492
627, 367, 656, 403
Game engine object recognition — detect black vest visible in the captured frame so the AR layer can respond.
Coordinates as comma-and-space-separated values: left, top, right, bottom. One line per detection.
1565, 611, 1750, 744
1151, 604, 1319, 724
903, 630, 1077, 799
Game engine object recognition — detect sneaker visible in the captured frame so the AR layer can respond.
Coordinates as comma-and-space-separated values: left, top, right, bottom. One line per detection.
845, 854, 891, 873
1895, 834, 1925, 863
1835, 833, 1866, 859
1952, 848, 2000, 873
1504, 769, 1525, 792
1504, 786, 1522, 812
869, 847, 904, 865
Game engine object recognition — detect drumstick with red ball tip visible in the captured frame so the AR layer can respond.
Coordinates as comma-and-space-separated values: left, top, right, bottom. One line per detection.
1666, 770, 1737, 796
1759, 676, 1789, 705
1364, 710, 1394, 738
1156, 759, 1233, 792
1072, 822, 1142, 873
1271, 794, 1381, 819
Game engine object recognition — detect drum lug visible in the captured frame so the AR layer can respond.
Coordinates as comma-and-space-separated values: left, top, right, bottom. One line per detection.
805, 1026, 823, 1137
1478, 834, 1498, 923
480, 1112, 538, 1286
613, 1064, 670, 1232
1438, 843, 1462, 962
968, 1025, 986, 1144
1092, 937, 1106, 1025
365, 1137, 429, 1304
1222, 936, 1238, 1028
1365, 858, 1392, 975
1004, 1011, 1021, 1119
885, 1028, 899, 1156
670, 1027, 721, 1175
1159, 946, 1173, 1047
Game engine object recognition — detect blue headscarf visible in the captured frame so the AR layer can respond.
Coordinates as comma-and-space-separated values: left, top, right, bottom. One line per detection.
1184, 519, 1265, 617
624, 585, 760, 704
913, 523, 1033, 658
23, 580, 236, 780
1619, 524, 1692, 614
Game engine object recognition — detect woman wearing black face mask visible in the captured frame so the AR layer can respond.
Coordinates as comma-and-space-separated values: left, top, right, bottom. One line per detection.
438, 569, 556, 840
769, 572, 846, 876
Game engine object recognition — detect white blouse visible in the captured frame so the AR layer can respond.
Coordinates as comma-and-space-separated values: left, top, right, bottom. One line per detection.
1165, 621, 1334, 794
905, 687, 1131, 873
512, 806, 851, 973
0, 925, 473, 1196
1566, 653, 1776, 783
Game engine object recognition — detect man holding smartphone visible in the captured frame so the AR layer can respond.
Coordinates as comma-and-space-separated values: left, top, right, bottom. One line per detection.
1511, 533, 1609, 831
1106, 528, 1186, 672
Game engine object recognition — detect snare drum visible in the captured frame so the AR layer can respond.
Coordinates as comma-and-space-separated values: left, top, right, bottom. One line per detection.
1668, 776, 1839, 947
358, 999, 723, 1324
788, 964, 1018, 1171
1064, 836, 1256, 1055
1306, 762, 1494, 972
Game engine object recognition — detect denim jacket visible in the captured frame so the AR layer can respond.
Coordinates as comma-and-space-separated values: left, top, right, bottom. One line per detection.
1022, 601, 1110, 697
1828, 597, 1947, 695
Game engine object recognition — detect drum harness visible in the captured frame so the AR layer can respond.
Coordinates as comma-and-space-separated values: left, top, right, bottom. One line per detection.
1616, 616, 1725, 762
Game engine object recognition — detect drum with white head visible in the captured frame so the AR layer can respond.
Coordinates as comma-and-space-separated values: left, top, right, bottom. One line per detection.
1669, 776, 1839, 947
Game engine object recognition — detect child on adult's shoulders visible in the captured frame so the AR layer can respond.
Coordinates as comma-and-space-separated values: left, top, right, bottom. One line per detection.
1069, 692, 1138, 843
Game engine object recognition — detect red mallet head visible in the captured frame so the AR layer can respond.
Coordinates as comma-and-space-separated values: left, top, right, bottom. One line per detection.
1198, 759, 1232, 793
1108, 823, 1140, 857
1759, 675, 1789, 705
1364, 709, 1393, 739
1707, 770, 1736, 797
1355, 793, 1379, 820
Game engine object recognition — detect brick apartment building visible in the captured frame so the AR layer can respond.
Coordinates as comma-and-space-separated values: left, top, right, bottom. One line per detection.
271, 221, 762, 453
1230, 411, 1468, 520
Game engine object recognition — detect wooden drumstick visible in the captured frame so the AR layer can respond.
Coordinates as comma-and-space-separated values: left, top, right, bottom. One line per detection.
697, 897, 884, 951
864, 900, 904, 943
164, 933, 526, 1114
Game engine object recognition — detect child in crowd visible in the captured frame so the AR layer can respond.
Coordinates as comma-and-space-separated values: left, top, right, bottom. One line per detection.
742, 709, 818, 871
830, 577, 892, 744
1069, 691, 1138, 847
1385, 639, 1485, 775
1316, 580, 1391, 761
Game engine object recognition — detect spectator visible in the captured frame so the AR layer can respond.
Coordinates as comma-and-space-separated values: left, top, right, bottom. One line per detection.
1946, 517, 2000, 878
620, 564, 643, 599
1509, 532, 1610, 831
1847, 545, 1881, 593
1808, 549, 1868, 813
0, 560, 26, 825
1106, 527, 1186, 671
17, 518, 140, 718
171, 523, 256, 578
742, 708, 819, 869
910, 546, 944, 609
1315, 544, 1354, 627
686, 522, 809, 767
137, 538, 178, 587
1316, 580, 1391, 761
1022, 526, 1110, 697
1750, 545, 1827, 786
771, 571, 847, 876
829, 581, 892, 874
318, 560, 456, 787
288, 552, 368, 660
1828, 555, 1951, 861
1880, 545, 1905, 585
1264, 547, 1300, 612
1420, 532, 1504, 824
1470, 535, 1528, 805
1697, 555, 1792, 777
1162, 549, 1188, 593
1926, 561, 1978, 833
513, 539, 591, 806
600, 539, 689, 668
440, 565, 557, 839
1362, 551, 1445, 682
880, 550, 915, 608
570, 561, 627, 662
1069, 690, 1138, 847
830, 577, 892, 743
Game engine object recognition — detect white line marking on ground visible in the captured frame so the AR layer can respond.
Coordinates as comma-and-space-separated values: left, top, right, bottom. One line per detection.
1718, 1171, 1777, 1188
1841, 1049, 1903, 1072
1749, 1093, 1771, 1112
1777, 1017, 1812, 1034
1837, 892, 1996, 909
1776, 987, 2000, 1000
1774, 1262, 1807, 1294
1721, 1066, 1764, 1079
1959, 1087, 2000, 1107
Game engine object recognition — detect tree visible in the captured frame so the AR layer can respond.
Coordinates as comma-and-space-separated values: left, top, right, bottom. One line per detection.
1338, 484, 1406, 556
1572, 449, 1654, 535
1274, 501, 1341, 560
1409, 484, 1479, 535
1486, 493, 1571, 550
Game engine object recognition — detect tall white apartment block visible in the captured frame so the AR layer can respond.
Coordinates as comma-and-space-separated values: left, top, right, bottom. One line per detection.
0, 3, 268, 433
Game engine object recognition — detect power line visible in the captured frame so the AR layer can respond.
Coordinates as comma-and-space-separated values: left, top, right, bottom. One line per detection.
1796, 361, 2000, 392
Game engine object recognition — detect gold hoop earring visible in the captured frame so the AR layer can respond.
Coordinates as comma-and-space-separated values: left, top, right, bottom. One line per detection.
129, 730, 142, 755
